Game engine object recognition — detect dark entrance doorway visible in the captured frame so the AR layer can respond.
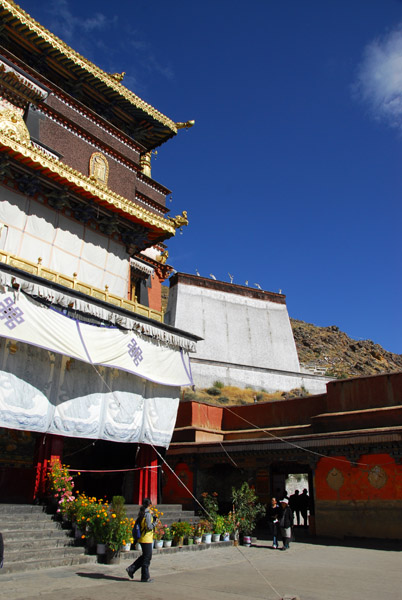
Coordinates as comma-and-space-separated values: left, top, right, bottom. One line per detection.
270, 461, 314, 528
64, 438, 138, 502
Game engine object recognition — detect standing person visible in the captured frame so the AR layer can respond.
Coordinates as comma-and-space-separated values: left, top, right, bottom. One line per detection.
0, 532, 3, 568
126, 498, 156, 582
299, 488, 310, 527
279, 499, 293, 550
267, 497, 282, 549
289, 490, 301, 526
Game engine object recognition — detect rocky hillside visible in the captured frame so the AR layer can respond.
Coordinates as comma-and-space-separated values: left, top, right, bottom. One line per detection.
291, 319, 402, 379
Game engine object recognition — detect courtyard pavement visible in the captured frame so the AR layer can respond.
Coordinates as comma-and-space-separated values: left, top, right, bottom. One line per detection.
1, 537, 401, 600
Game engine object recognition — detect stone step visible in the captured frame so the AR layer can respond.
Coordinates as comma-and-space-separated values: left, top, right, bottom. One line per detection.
1, 553, 97, 574
1, 520, 65, 532
4, 544, 85, 563
2, 528, 71, 542
0, 504, 45, 514
4, 537, 75, 551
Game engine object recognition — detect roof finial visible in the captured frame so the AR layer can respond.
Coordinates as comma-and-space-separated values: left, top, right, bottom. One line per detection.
175, 120, 195, 130
109, 72, 126, 82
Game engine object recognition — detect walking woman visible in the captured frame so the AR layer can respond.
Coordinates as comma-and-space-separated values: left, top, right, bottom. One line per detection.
126, 498, 156, 582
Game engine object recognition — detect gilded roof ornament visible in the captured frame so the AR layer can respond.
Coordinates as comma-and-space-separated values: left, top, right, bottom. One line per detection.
0, 108, 30, 143
109, 72, 126, 83
175, 120, 195, 130
169, 211, 188, 229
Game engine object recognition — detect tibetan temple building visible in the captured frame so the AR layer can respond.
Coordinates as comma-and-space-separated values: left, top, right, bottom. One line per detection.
0, 0, 198, 503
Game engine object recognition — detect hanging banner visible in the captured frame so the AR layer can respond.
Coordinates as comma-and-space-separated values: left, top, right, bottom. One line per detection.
0, 335, 180, 447
0, 290, 192, 387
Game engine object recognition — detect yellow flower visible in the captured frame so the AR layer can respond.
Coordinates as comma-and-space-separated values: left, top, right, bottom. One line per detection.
112, 513, 116, 518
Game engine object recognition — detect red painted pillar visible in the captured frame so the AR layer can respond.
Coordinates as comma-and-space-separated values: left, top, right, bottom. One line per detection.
133, 444, 158, 505
33, 434, 64, 501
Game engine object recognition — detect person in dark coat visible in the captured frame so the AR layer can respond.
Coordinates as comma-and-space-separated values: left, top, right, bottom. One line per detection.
279, 499, 293, 550
0, 532, 4, 568
299, 488, 310, 527
289, 489, 301, 526
267, 497, 282, 549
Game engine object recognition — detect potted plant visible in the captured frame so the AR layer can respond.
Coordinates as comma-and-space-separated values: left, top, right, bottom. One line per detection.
87, 500, 110, 555
171, 521, 191, 546
162, 526, 173, 548
212, 515, 225, 542
198, 518, 213, 543
222, 514, 235, 541
153, 521, 165, 549
184, 523, 195, 545
47, 458, 77, 516
193, 523, 203, 544
105, 515, 133, 563
201, 491, 219, 521
232, 482, 266, 545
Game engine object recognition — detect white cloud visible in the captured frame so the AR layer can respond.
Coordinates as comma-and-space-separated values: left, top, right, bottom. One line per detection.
47, 0, 111, 42
355, 24, 402, 129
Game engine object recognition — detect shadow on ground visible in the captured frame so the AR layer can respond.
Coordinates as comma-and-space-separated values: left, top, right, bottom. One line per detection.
256, 526, 402, 552
77, 572, 128, 583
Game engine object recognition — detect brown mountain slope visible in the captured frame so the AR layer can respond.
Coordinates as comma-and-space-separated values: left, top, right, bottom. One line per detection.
291, 319, 402, 378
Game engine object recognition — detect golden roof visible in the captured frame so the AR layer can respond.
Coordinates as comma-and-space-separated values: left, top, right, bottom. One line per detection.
0, 1, 177, 139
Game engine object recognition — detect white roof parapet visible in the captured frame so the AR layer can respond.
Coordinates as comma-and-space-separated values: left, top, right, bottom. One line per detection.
0, 270, 196, 352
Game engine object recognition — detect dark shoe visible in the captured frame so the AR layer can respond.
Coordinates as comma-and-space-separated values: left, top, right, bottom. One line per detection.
281, 547, 287, 551
126, 567, 134, 579
141, 578, 154, 583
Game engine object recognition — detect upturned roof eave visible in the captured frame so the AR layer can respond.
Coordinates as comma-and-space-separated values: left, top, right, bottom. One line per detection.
0, 0, 178, 141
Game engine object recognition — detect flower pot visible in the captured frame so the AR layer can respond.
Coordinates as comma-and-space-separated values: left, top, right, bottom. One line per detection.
242, 535, 252, 547
193, 536, 202, 545
154, 539, 163, 549
185, 537, 194, 545
212, 533, 221, 542
105, 548, 120, 564
96, 543, 106, 554
121, 543, 132, 552
163, 539, 172, 548
202, 533, 212, 544
173, 535, 184, 547
222, 533, 230, 542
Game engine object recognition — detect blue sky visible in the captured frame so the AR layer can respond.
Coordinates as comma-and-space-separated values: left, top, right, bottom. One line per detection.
18, 0, 402, 354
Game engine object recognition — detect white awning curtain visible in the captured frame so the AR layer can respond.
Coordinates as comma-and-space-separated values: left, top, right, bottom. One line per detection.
0, 289, 192, 387
0, 270, 196, 351
0, 289, 192, 447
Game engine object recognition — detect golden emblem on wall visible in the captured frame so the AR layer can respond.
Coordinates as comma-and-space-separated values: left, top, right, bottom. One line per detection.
0, 108, 30, 144
326, 467, 344, 491
368, 465, 387, 489
89, 152, 109, 186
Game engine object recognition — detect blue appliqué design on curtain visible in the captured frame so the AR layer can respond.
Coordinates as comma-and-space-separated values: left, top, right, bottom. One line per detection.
127, 338, 143, 366
0, 296, 25, 330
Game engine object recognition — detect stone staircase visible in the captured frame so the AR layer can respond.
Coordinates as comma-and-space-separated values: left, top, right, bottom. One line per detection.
125, 504, 199, 527
0, 504, 96, 574
0, 503, 199, 574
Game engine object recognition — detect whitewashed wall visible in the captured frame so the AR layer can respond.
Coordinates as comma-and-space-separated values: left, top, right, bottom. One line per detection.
166, 278, 331, 394
0, 188, 129, 297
